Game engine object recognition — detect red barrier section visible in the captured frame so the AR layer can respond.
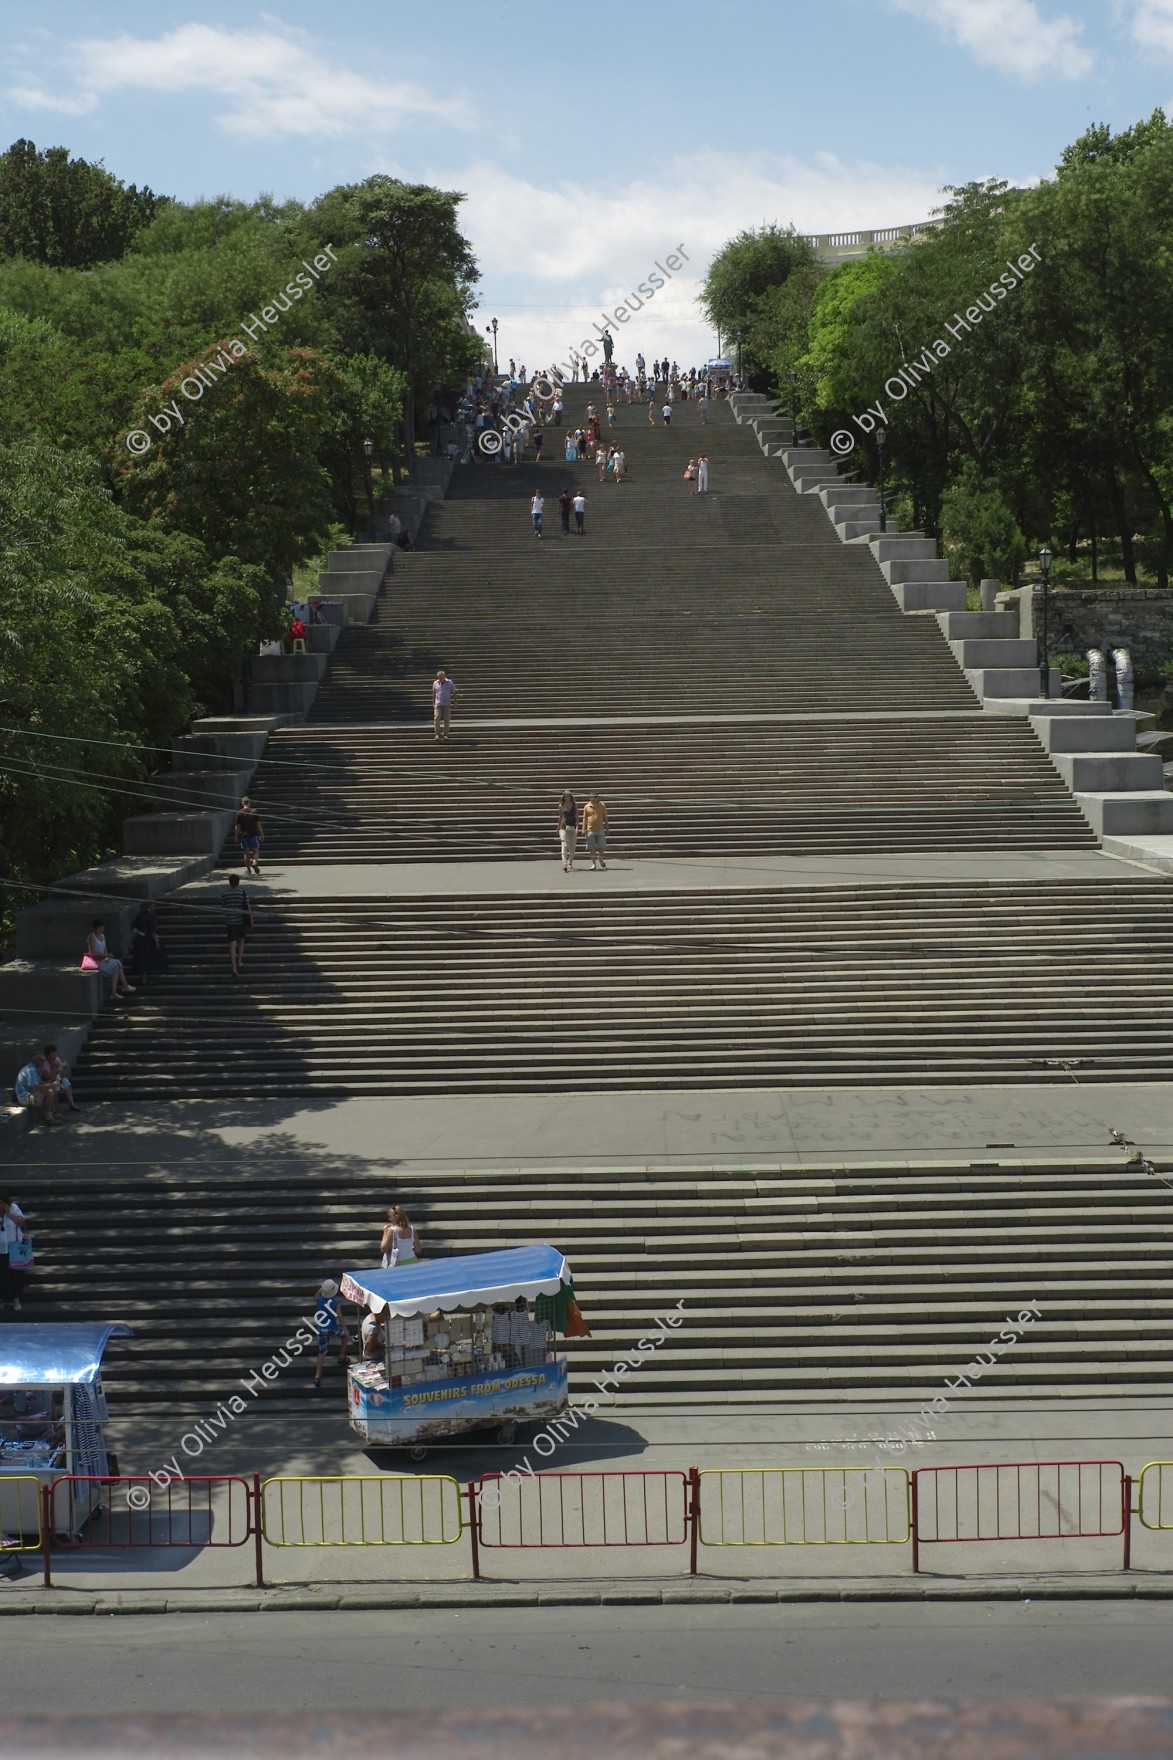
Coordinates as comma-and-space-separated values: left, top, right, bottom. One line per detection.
912, 1460, 1127, 1571
41, 1475, 257, 1586
477, 1471, 690, 1548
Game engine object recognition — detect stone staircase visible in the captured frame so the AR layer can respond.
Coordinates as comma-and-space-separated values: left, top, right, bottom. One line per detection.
746, 398, 1173, 849
25, 386, 1173, 1421
251, 717, 1095, 863
22, 1156, 1173, 1411
72, 878, 1173, 1098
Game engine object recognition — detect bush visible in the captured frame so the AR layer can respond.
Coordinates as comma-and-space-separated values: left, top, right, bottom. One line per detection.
940, 463, 1028, 586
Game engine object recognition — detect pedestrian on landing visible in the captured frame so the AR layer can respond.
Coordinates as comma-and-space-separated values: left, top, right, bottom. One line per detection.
697, 453, 710, 493
432, 669, 458, 741
573, 491, 587, 535
380, 1206, 420, 1268
552, 393, 563, 425
234, 796, 264, 875
582, 793, 608, 870
558, 487, 573, 534
557, 790, 578, 871
662, 402, 672, 425
311, 1278, 349, 1390
531, 491, 544, 537
684, 458, 697, 492
613, 448, 627, 483
221, 874, 254, 978
533, 429, 544, 463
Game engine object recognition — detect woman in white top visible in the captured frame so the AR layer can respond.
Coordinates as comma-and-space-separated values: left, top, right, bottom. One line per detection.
1, 1193, 30, 1311
87, 919, 134, 1002
380, 1207, 420, 1269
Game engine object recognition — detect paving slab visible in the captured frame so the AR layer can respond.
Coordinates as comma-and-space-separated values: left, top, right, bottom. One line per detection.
171, 848, 1140, 901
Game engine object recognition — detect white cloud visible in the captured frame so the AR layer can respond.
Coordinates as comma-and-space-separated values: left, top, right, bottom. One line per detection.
1130, 0, 1173, 55
4, 82, 97, 117
5, 24, 472, 139
892, 0, 1094, 79
453, 150, 951, 371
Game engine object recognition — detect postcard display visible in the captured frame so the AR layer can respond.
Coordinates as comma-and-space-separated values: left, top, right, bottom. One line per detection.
348, 1300, 568, 1445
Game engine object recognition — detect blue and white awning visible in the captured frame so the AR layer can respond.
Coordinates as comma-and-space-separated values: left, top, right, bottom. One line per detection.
341, 1246, 571, 1317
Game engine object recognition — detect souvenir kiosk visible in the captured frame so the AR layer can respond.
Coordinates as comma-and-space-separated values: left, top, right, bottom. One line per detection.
0, 1323, 133, 1540
341, 1246, 576, 1458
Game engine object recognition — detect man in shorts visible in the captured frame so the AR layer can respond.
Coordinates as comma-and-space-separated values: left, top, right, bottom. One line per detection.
582, 793, 608, 870
221, 873, 254, 978
432, 670, 458, 740
312, 1278, 350, 1389
234, 796, 264, 875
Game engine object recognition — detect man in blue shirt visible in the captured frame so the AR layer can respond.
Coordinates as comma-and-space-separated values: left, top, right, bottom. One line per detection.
13, 1059, 59, 1126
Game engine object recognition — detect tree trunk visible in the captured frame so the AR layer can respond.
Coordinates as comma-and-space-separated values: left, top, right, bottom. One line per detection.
1104, 467, 1137, 585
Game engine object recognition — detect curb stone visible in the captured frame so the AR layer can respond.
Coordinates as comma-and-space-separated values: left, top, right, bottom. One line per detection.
3, 1576, 1173, 1613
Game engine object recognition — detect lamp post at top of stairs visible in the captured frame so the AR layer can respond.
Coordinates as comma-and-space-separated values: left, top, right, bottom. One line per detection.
876, 425, 887, 533
1037, 546, 1053, 700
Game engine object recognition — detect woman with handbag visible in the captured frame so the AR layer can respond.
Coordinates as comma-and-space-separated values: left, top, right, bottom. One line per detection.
379, 1206, 420, 1270
85, 920, 135, 1003
1, 1192, 32, 1312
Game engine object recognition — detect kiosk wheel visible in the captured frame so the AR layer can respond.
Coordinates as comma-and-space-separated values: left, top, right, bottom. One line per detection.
497, 1420, 520, 1445
406, 1444, 429, 1464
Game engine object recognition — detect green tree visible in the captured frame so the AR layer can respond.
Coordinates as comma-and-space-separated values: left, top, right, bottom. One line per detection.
0, 138, 164, 268
940, 462, 1028, 584
113, 344, 343, 580
699, 224, 817, 381
309, 177, 478, 453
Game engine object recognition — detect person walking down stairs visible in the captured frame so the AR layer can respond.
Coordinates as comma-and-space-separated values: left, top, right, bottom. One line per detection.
221, 875, 254, 978
531, 491, 544, 537
558, 487, 572, 534
697, 453, 710, 494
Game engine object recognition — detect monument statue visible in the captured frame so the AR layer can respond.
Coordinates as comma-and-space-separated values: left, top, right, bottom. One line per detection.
602, 328, 614, 364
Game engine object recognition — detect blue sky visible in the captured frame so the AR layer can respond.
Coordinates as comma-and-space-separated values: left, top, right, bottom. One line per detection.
2, 0, 1170, 367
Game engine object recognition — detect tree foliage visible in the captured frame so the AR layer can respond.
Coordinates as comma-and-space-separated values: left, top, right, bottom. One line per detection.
0, 154, 480, 935
704, 115, 1173, 584
0, 138, 164, 268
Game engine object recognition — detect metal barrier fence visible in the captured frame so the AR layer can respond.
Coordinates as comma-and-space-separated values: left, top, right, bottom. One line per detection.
477, 1471, 691, 1552
1137, 1462, 1173, 1531
38, 1474, 262, 1588
696, 1467, 909, 1548
911, 1461, 1128, 1571
12, 1456, 1173, 1589
0, 1475, 43, 1555
261, 1475, 463, 1548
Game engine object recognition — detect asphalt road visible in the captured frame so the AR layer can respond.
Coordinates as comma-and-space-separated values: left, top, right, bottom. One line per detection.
3, 1603, 1173, 1710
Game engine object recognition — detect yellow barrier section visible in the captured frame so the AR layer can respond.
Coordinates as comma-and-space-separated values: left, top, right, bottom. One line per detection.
260, 1475, 463, 1547
1136, 1462, 1173, 1531
698, 1467, 910, 1546
0, 1475, 44, 1551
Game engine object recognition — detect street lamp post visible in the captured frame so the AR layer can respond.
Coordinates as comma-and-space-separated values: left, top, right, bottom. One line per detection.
362, 436, 374, 519
485, 318, 499, 372
1037, 546, 1053, 698
788, 370, 800, 445
875, 426, 887, 533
